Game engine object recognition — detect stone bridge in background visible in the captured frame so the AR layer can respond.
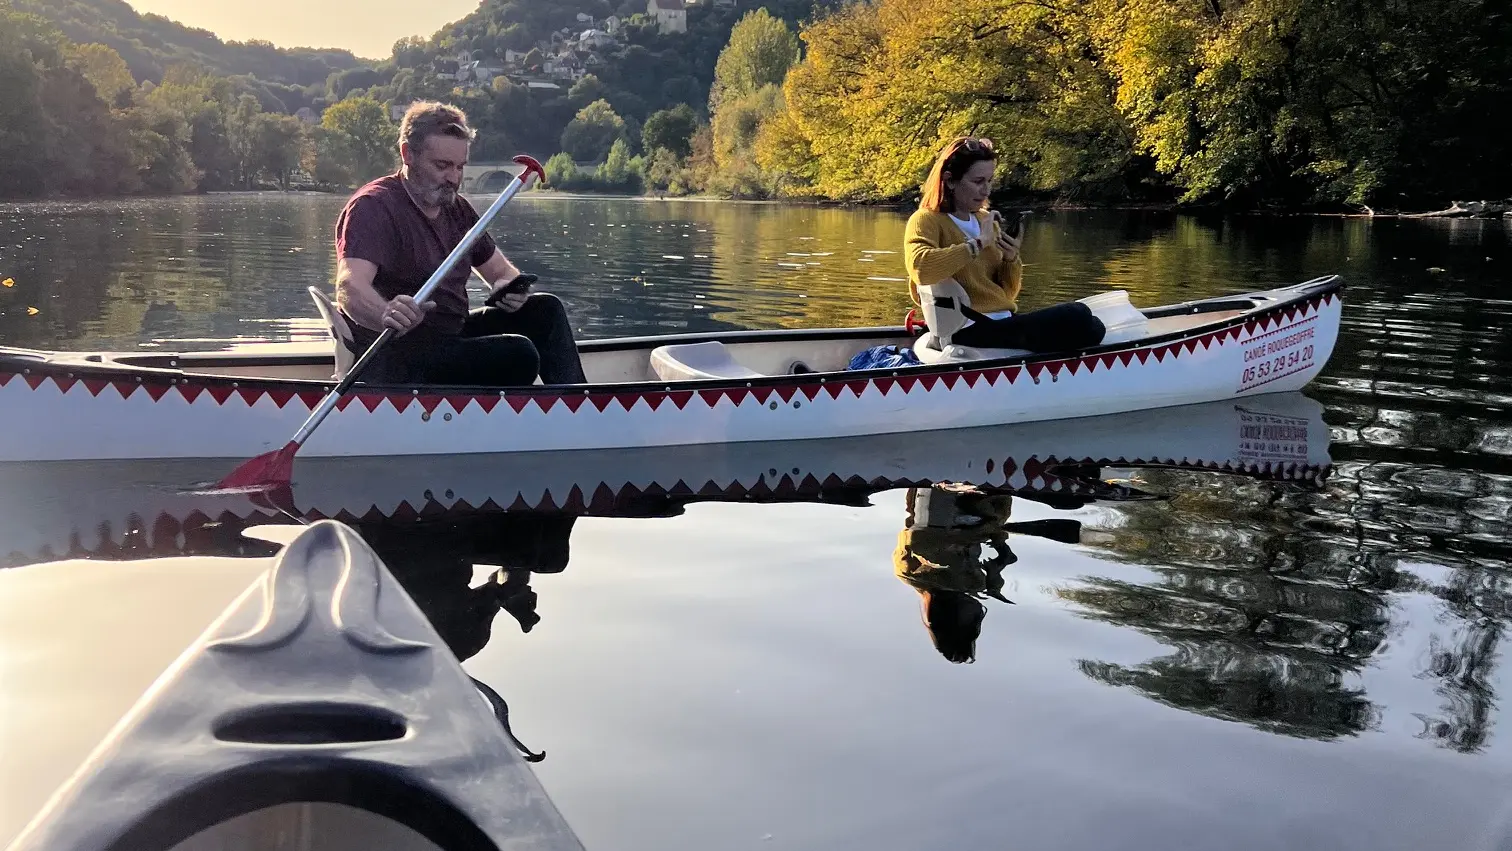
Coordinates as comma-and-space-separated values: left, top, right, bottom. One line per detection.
461, 162, 527, 194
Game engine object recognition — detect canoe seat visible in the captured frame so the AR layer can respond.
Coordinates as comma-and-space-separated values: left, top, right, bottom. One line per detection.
913, 282, 1152, 364
649, 341, 764, 382
308, 286, 357, 379
913, 281, 1033, 364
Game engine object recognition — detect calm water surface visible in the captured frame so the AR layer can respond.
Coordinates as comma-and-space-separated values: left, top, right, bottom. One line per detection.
2, 194, 1511, 850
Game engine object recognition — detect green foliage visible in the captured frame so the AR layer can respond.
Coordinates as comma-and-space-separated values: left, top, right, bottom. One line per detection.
67, 42, 135, 105
710, 8, 800, 111
560, 98, 626, 162
642, 146, 682, 192
594, 137, 643, 192
774, 0, 1512, 207
320, 95, 396, 183
712, 83, 783, 170
568, 74, 608, 107
641, 103, 698, 158
544, 151, 579, 188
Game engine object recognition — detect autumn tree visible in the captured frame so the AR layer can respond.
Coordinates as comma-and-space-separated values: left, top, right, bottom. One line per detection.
710, 9, 801, 112
712, 84, 783, 170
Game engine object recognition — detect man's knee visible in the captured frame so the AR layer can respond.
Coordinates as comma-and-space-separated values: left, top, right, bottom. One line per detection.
525, 292, 567, 318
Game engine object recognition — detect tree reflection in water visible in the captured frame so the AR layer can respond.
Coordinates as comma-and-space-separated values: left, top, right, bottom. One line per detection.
1055, 469, 1390, 741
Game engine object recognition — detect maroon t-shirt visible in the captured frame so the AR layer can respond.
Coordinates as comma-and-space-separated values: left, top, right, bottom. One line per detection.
334, 172, 498, 338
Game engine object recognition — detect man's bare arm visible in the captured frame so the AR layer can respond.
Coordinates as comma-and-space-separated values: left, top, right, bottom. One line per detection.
336, 257, 431, 336
475, 248, 523, 287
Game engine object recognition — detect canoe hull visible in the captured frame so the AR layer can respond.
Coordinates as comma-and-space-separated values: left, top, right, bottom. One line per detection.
0, 280, 1342, 462
0, 393, 1331, 569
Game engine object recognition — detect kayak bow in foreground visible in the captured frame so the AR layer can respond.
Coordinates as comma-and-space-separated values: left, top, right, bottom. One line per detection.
3, 520, 584, 851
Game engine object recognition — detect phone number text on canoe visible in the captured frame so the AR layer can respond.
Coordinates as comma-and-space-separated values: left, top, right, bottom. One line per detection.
1237, 322, 1315, 392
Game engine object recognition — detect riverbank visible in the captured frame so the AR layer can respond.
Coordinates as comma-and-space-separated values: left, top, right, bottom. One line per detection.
5, 185, 1509, 221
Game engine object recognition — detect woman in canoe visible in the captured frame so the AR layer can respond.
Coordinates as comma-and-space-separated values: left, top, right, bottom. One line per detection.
904, 137, 1106, 352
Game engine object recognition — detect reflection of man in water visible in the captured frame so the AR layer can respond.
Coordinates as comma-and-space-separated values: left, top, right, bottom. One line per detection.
894, 484, 1018, 664
354, 513, 577, 662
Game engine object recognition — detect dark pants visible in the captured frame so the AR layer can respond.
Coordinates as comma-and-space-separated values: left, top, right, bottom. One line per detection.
351, 293, 587, 386
952, 302, 1106, 352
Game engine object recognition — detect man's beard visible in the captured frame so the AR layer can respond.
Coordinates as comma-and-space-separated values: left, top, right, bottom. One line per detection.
420, 181, 458, 205
407, 172, 458, 206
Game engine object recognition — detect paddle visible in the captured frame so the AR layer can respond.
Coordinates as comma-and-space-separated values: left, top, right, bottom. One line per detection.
212, 154, 547, 493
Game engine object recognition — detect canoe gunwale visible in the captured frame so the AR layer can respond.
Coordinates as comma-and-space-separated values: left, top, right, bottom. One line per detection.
0, 276, 1343, 400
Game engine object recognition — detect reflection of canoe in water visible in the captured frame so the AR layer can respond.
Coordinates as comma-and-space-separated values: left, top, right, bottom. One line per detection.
0, 277, 1341, 462
0, 393, 1331, 568
2, 520, 585, 851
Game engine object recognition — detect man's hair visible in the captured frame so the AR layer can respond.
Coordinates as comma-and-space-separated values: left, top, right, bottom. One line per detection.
399, 101, 477, 155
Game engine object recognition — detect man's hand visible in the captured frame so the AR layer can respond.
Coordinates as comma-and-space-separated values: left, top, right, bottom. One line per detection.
382, 294, 435, 336
485, 272, 537, 313
491, 292, 529, 313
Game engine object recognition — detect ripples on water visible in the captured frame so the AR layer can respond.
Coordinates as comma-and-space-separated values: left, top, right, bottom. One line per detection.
1, 195, 1511, 849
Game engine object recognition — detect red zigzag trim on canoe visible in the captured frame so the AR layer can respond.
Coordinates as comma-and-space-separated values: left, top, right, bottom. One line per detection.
0, 293, 1334, 415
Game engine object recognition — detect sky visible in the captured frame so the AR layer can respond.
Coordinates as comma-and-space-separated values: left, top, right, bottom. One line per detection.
126, 0, 482, 60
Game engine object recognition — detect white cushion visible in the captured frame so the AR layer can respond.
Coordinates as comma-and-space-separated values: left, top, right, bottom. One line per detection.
912, 333, 1032, 364
649, 341, 764, 382
308, 286, 357, 379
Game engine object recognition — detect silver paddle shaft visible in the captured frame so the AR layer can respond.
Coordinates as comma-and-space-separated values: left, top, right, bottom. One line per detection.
290, 170, 538, 446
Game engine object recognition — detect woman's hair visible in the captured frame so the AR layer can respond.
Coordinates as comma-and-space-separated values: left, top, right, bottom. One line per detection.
919, 137, 997, 214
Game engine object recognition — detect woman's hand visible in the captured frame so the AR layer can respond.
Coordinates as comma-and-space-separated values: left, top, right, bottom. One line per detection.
992, 212, 1020, 263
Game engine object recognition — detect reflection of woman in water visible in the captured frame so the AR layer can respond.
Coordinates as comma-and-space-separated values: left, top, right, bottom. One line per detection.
894, 484, 1019, 664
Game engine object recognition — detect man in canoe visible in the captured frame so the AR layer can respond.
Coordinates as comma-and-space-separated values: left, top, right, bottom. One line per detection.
332, 101, 587, 385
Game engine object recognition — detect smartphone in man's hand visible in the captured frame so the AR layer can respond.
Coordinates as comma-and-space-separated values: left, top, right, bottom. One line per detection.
485, 273, 537, 307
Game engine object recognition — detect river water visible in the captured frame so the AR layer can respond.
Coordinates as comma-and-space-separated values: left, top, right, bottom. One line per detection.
1, 193, 1511, 850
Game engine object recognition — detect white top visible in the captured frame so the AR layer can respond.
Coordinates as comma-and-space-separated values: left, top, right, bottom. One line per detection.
947, 213, 1011, 326
949, 213, 981, 242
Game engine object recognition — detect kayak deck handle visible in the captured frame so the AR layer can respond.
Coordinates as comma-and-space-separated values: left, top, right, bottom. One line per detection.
213, 703, 408, 745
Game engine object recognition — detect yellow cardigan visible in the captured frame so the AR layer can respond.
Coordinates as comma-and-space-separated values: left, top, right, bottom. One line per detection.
903, 208, 1023, 315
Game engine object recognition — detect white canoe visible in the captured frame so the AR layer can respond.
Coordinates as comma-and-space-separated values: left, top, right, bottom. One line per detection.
0, 277, 1342, 462
0, 393, 1331, 569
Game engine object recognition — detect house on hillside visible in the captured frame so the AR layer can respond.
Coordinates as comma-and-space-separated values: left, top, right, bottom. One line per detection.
603, 14, 622, 33
579, 29, 614, 49
544, 52, 586, 81
647, 0, 687, 33
576, 12, 594, 23
462, 60, 505, 83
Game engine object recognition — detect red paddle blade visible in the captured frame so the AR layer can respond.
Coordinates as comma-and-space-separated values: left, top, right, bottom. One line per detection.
213, 441, 299, 491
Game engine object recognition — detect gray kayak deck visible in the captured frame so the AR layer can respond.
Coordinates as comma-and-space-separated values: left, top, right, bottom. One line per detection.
3, 520, 584, 851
